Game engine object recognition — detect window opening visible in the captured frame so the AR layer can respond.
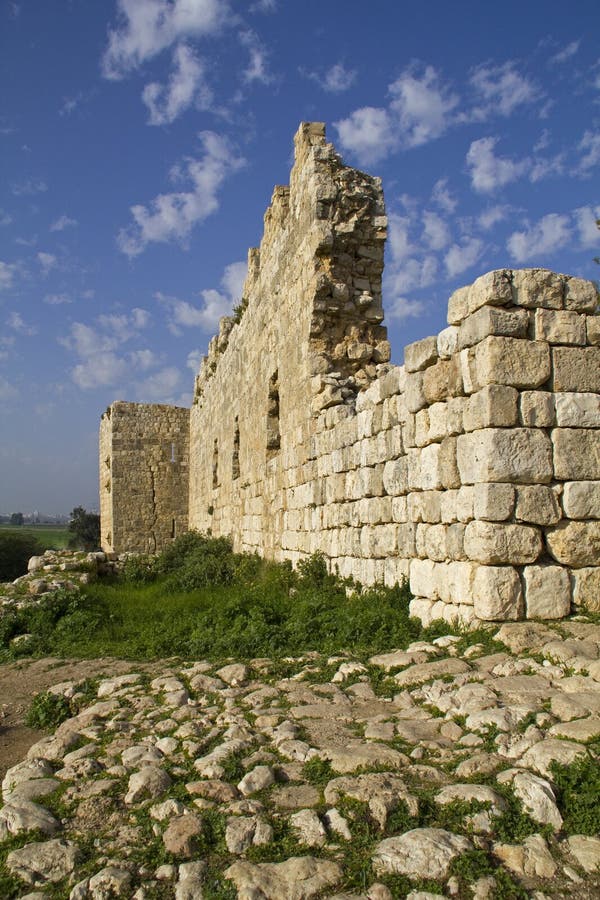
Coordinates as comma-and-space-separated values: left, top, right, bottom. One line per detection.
232, 417, 240, 480
171, 518, 176, 539
266, 370, 281, 458
212, 438, 219, 489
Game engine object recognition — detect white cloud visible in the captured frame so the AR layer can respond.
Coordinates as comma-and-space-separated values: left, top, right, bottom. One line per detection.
129, 348, 158, 370
7, 311, 37, 336
551, 40, 580, 65
239, 30, 272, 85
159, 258, 246, 335
143, 43, 211, 125
335, 106, 396, 165
470, 62, 540, 118
466, 136, 528, 193
118, 131, 244, 256
445, 238, 483, 277
387, 214, 414, 262
0, 209, 12, 227
186, 348, 203, 371
306, 62, 357, 93
135, 366, 181, 402
44, 293, 71, 305
388, 65, 459, 147
387, 295, 427, 320
37, 251, 57, 274
529, 153, 565, 182
576, 130, 600, 175
64, 309, 153, 390
50, 214, 77, 232
250, 0, 277, 11
573, 205, 600, 248
102, 0, 230, 79
0, 261, 16, 290
422, 211, 450, 251
12, 179, 47, 196
431, 178, 457, 214
506, 213, 571, 262
478, 205, 511, 230
0, 376, 18, 403
387, 255, 438, 294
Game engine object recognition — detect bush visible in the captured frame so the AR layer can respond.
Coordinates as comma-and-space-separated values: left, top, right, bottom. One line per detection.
0, 532, 40, 581
68, 506, 100, 550
26, 691, 71, 730
120, 554, 157, 583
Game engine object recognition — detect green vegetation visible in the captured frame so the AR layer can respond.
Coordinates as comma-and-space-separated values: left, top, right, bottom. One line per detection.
67, 506, 100, 550
551, 754, 600, 835
0, 533, 418, 661
25, 690, 72, 731
0, 524, 70, 581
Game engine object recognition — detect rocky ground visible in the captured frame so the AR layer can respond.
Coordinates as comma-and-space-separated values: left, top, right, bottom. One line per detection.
1, 618, 599, 899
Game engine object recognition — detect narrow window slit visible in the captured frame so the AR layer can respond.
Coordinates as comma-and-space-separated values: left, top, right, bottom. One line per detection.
266, 370, 280, 458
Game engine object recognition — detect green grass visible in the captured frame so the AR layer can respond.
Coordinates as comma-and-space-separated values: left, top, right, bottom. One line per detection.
0, 524, 70, 550
0, 535, 419, 661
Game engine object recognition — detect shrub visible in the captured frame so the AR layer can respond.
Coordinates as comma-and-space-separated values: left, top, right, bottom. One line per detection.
551, 754, 600, 835
0, 532, 40, 581
26, 691, 71, 730
120, 554, 157, 583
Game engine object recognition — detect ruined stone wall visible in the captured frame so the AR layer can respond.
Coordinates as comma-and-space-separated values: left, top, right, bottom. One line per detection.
102, 122, 600, 624
100, 402, 189, 553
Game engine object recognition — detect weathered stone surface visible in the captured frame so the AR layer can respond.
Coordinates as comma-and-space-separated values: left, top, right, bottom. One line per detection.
224, 856, 343, 899
473, 483, 515, 522
546, 521, 600, 567
393, 657, 471, 687
512, 269, 565, 309
0, 800, 60, 840
515, 485, 561, 526
562, 481, 600, 519
510, 772, 563, 830
552, 346, 600, 392
238, 765, 275, 796
566, 835, 600, 873
494, 834, 557, 878
553, 428, 600, 481
124, 765, 171, 804
463, 385, 519, 431
520, 739, 588, 778
555, 392, 600, 428
289, 809, 327, 847
472, 336, 551, 390
519, 390, 555, 427
473, 566, 523, 620
162, 814, 204, 858
6, 839, 80, 885
464, 522, 542, 565
372, 829, 472, 880
571, 567, 600, 612
458, 305, 529, 350
404, 336, 438, 373
457, 429, 553, 485
534, 308, 586, 344
523, 565, 571, 619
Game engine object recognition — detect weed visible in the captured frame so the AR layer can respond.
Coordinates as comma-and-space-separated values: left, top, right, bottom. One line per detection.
25, 691, 71, 730
302, 757, 335, 786
551, 754, 600, 835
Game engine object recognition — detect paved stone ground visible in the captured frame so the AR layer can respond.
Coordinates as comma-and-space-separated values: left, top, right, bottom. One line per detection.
1, 621, 600, 899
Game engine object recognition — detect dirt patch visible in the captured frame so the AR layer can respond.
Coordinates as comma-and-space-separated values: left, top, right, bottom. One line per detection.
0, 657, 163, 785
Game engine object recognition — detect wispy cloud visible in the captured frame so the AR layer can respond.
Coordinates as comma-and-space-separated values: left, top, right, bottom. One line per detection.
61, 308, 152, 390
445, 237, 484, 277
158, 259, 246, 335
37, 251, 57, 274
118, 132, 244, 256
304, 62, 357, 93
0, 261, 17, 291
12, 179, 47, 196
44, 293, 71, 305
50, 214, 78, 232
102, 0, 231, 79
506, 212, 571, 261
550, 40, 580, 65
7, 311, 37, 336
469, 62, 540, 118
466, 136, 529, 193
0, 209, 13, 227
143, 43, 211, 125
576, 130, 600, 176
239, 29, 273, 85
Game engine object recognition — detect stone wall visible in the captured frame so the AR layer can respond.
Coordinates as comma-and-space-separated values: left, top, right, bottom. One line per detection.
102, 122, 600, 624
100, 402, 189, 553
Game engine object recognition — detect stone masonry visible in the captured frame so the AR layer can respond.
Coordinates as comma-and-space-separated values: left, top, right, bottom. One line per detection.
100, 122, 600, 624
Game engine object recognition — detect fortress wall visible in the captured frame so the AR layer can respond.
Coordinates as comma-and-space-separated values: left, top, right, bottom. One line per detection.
102, 122, 600, 624
100, 402, 189, 553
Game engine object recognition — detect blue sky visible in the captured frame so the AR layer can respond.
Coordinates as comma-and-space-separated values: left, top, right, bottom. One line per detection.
1, 0, 599, 515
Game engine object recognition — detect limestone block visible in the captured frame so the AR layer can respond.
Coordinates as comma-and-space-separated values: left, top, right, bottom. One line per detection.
384, 556, 410, 587
473, 337, 551, 390
420, 443, 443, 491
360, 524, 399, 558
379, 366, 405, 398
397, 523, 417, 557
446, 523, 466, 560
391, 495, 408, 522
415, 523, 428, 558
464, 521, 542, 564
565, 276, 598, 312
552, 346, 600, 392
403, 413, 416, 449
447, 285, 471, 325
382, 458, 408, 496
408, 491, 442, 524
456, 486, 474, 522
414, 409, 430, 447
473, 483, 515, 521
458, 305, 529, 351
473, 565, 523, 620
357, 409, 374, 439
409, 596, 435, 626
448, 560, 477, 605
467, 269, 514, 315
552, 429, 600, 480
562, 481, 600, 519
410, 558, 439, 599
534, 309, 586, 345
440, 489, 459, 523
459, 347, 477, 394
513, 269, 565, 309
437, 325, 459, 359
404, 335, 438, 372
555, 392, 600, 428
463, 385, 518, 432
519, 391, 555, 428
515, 485, 561, 525
523, 565, 571, 619
425, 524, 448, 562
457, 428, 553, 484
546, 521, 600, 567
405, 371, 427, 413
427, 402, 449, 443
423, 357, 463, 404
571, 568, 600, 613
447, 396, 465, 434
587, 315, 600, 345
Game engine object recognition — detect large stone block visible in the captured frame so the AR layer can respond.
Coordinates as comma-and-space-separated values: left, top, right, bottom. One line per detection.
523, 565, 571, 619
552, 347, 600, 392
587, 315, 600, 345
382, 458, 408, 496
447, 560, 477, 605
439, 436, 461, 490
464, 521, 542, 564
473, 337, 551, 390
405, 371, 427, 413
463, 385, 518, 431
419, 444, 443, 490
565, 277, 599, 312
552, 429, 600, 481
562, 481, 600, 519
473, 483, 515, 521
554, 393, 600, 428
473, 565, 523, 620
512, 269, 565, 309
546, 521, 600, 568
571, 568, 600, 613
519, 391, 555, 428
515, 485, 561, 526
458, 305, 529, 351
404, 335, 438, 373
410, 557, 438, 599
437, 325, 459, 358
533, 309, 586, 345
423, 357, 463, 404
457, 428, 553, 484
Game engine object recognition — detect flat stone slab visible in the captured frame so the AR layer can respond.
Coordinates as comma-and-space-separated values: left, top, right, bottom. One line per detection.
372, 828, 472, 880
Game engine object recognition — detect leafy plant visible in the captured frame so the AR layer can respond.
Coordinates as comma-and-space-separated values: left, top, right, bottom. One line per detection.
25, 690, 72, 730
551, 754, 600, 835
